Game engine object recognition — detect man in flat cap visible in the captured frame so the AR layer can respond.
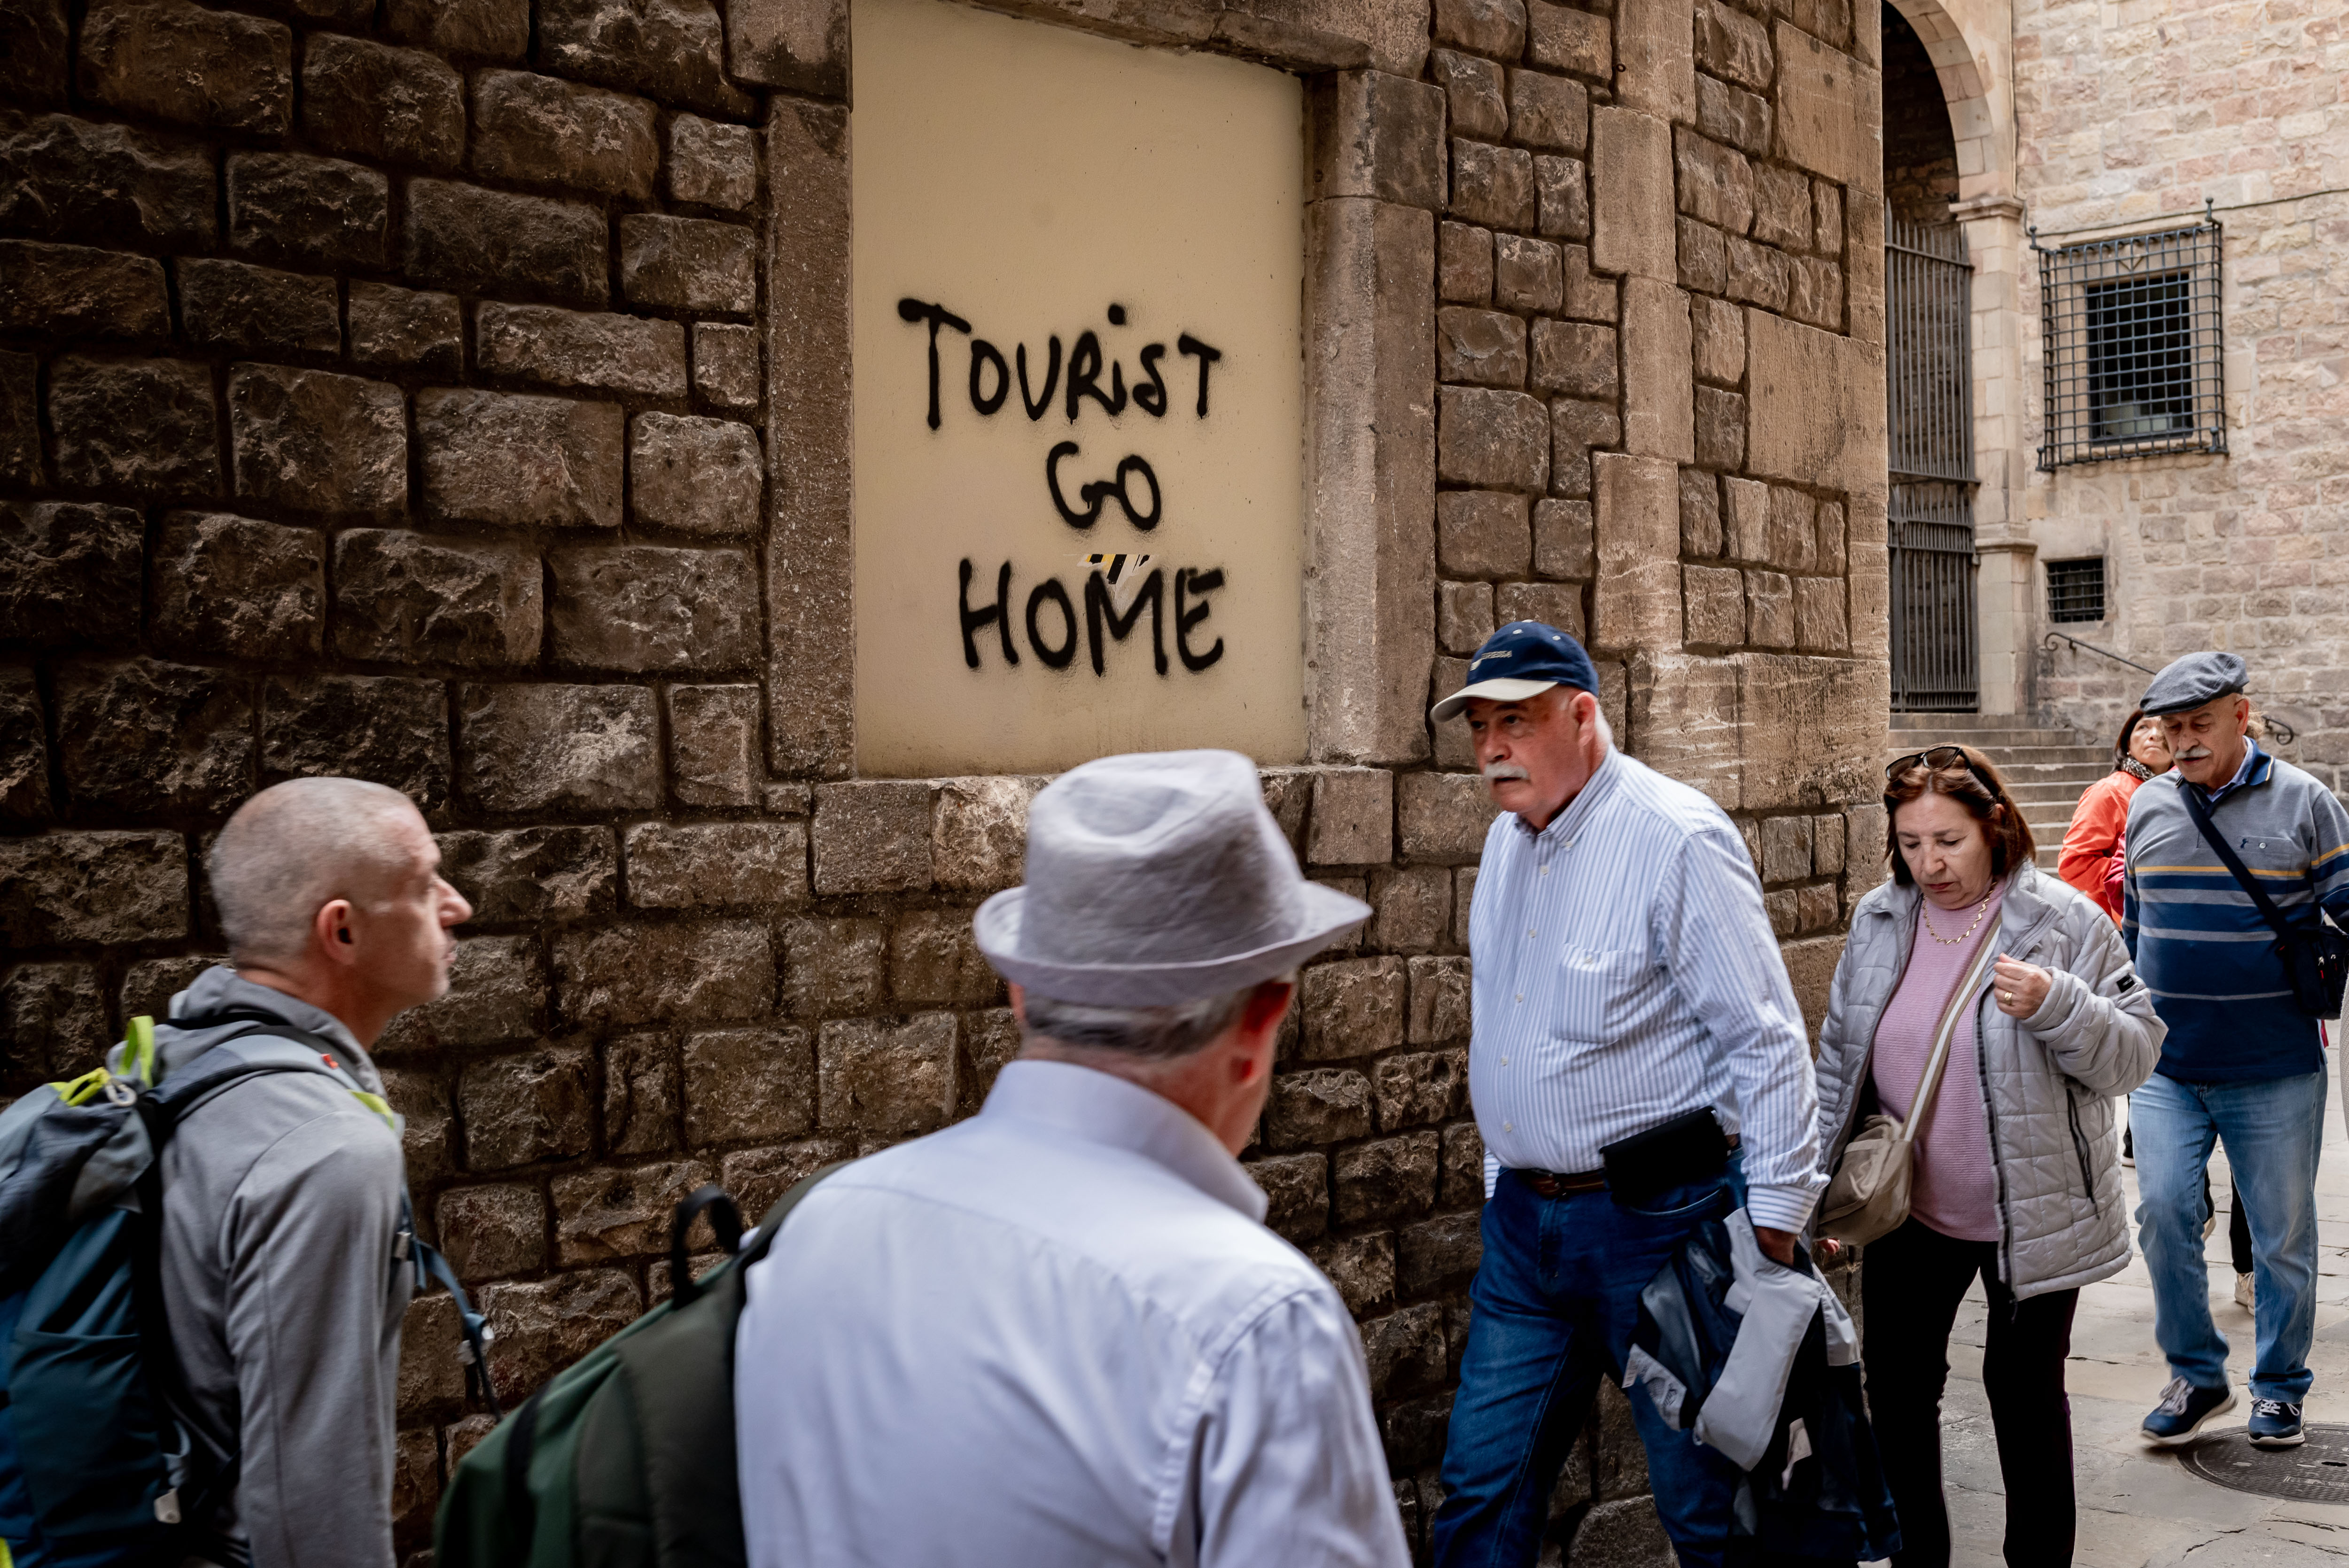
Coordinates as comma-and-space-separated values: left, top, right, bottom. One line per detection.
733, 750, 1409, 1567
1425, 623, 1823, 1567
2125, 652, 2349, 1450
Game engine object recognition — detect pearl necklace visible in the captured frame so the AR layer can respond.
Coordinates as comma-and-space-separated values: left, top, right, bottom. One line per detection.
1921, 891, 1991, 946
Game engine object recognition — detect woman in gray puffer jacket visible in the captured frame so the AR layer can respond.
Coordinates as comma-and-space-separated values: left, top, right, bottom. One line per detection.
1814, 745, 2163, 1568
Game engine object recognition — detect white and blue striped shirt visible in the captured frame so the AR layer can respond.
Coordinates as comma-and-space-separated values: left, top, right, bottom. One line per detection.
1468, 748, 1825, 1232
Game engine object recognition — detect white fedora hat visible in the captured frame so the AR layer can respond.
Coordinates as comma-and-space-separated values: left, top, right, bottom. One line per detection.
973, 750, 1370, 1006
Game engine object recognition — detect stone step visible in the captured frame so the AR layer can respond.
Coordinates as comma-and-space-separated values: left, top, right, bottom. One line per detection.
1886, 730, 2095, 754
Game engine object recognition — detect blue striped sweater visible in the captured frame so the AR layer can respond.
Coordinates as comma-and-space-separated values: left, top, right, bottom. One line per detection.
2122, 745, 2349, 1080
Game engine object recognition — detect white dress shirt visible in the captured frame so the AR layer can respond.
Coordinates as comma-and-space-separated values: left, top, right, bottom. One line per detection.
734, 1059, 1410, 1568
1468, 747, 1824, 1231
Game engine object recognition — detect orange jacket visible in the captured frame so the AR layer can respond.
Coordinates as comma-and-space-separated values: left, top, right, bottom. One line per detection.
2058, 769, 2141, 923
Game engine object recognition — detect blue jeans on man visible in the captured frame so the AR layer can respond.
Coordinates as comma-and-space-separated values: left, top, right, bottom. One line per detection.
2131, 1069, 2327, 1402
1432, 1158, 1746, 1568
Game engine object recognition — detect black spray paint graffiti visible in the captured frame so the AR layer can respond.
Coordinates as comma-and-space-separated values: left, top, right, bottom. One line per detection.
960, 559, 1226, 676
899, 298, 1221, 430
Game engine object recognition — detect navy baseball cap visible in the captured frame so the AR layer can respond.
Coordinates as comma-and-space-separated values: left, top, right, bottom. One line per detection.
1431, 621, 1600, 722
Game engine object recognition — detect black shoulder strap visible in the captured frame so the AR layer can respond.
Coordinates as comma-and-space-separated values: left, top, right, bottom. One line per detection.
2178, 784, 2298, 945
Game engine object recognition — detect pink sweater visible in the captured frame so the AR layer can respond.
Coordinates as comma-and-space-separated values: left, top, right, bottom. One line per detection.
1868, 882, 2005, 1242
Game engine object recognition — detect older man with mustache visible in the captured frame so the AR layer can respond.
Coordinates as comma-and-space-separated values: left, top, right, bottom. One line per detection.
2123, 652, 2349, 1451
1425, 622, 1823, 1568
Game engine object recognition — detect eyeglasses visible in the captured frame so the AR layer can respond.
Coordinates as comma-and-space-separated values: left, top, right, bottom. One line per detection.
1886, 745, 1995, 790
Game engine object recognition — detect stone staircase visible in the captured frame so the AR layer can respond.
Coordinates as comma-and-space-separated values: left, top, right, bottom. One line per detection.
1889, 712, 2113, 871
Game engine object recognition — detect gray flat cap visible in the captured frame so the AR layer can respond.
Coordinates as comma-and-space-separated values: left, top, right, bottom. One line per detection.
2140, 651, 2249, 716
973, 750, 1370, 1007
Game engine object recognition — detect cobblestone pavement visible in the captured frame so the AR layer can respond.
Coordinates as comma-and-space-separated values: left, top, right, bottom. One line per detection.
1932, 1052, 2349, 1567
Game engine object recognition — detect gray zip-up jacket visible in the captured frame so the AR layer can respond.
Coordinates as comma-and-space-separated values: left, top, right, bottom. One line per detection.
1812, 861, 2166, 1299
109, 966, 411, 1568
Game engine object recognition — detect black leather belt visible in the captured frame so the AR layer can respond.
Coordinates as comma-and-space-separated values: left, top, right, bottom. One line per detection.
1513, 1133, 1738, 1200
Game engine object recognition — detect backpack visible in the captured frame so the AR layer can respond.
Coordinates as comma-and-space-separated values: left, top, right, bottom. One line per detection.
0, 1016, 496, 1568
435, 1167, 841, 1568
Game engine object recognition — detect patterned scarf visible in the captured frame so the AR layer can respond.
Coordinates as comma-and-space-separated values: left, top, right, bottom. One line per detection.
2119, 757, 2157, 783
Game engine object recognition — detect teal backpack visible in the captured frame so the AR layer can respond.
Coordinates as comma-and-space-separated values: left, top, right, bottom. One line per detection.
435, 1168, 840, 1568
0, 1016, 495, 1568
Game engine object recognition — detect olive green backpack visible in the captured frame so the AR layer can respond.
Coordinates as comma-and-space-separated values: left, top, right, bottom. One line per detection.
434, 1168, 841, 1568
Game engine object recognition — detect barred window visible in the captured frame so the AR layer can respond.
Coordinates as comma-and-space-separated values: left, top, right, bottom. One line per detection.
2035, 219, 2225, 467
2046, 557, 2106, 623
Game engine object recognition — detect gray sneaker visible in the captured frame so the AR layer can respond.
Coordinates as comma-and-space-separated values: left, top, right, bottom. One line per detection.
2141, 1376, 2237, 1446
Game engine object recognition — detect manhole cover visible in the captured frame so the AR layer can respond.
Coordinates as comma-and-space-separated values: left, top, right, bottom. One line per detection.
2181, 1425, 2349, 1502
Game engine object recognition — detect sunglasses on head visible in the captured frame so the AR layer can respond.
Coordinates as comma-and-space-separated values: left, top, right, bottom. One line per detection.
1886, 745, 1994, 789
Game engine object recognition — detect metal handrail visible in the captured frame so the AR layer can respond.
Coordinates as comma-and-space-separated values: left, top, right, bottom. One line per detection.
2042, 631, 2156, 675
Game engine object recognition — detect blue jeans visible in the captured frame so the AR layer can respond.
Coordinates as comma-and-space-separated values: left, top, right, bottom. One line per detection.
2131, 1069, 2328, 1402
1432, 1160, 1746, 1568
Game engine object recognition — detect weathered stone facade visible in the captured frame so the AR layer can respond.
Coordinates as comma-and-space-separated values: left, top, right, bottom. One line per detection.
0, 0, 1889, 1560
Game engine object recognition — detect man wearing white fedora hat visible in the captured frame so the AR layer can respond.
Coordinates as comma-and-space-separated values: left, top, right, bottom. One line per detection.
733, 749, 1409, 1567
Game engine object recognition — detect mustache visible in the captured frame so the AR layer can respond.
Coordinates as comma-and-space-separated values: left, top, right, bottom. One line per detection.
1482, 761, 1531, 784
2174, 745, 2212, 761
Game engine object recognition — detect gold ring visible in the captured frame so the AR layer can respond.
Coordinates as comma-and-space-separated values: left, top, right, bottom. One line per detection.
2000, 992, 2012, 1003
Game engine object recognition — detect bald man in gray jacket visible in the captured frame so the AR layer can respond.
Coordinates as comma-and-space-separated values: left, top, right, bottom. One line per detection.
123, 778, 472, 1568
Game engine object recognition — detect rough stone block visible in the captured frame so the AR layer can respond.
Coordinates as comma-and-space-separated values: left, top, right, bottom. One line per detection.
1400, 1210, 1483, 1296
1508, 68, 1587, 152
0, 831, 187, 946
601, 1035, 678, 1155
1398, 772, 1495, 864
1406, 954, 1473, 1044
458, 683, 660, 814
1374, 1049, 1464, 1132
555, 919, 772, 1028
0, 963, 108, 1084
1674, 128, 1753, 235
459, 1043, 594, 1170
476, 1269, 638, 1406
1550, 396, 1618, 499
374, 934, 544, 1054
1533, 153, 1589, 240
1796, 576, 1849, 652
631, 413, 764, 536
1449, 140, 1534, 231
1439, 387, 1549, 492
151, 513, 321, 661
1696, 385, 1745, 471
1680, 468, 1722, 558
1698, 72, 1772, 156
1766, 487, 1816, 572
663, 685, 758, 807
1492, 234, 1562, 314
1439, 580, 1495, 654
0, 672, 51, 825
228, 366, 404, 515
725, 0, 846, 96
2, 501, 144, 647
48, 357, 218, 497
541, 0, 751, 116
0, 240, 168, 338
1369, 865, 1451, 954
1533, 497, 1595, 579
433, 1184, 546, 1280
1678, 216, 1727, 293
720, 1138, 856, 1221
437, 825, 617, 924
684, 1026, 814, 1146
1245, 1152, 1329, 1243
1696, 0, 1773, 90
1816, 499, 1847, 575
301, 35, 464, 170
1723, 475, 1769, 562
1437, 491, 1531, 579
933, 776, 1042, 894
619, 215, 755, 314
1683, 563, 1746, 646
1751, 163, 1812, 252
1442, 1111, 1484, 1202
418, 389, 622, 531
1725, 233, 1790, 311
1495, 580, 1586, 639
0, 352, 35, 489
553, 1159, 713, 1264
1814, 179, 1844, 257
1788, 254, 1844, 331
692, 323, 760, 410
1431, 49, 1507, 140
1621, 277, 1694, 462
1438, 307, 1527, 389
1617, 0, 1697, 118
1438, 222, 1492, 304
1759, 815, 1812, 885
475, 304, 685, 399
1845, 195, 1883, 345
1774, 22, 1880, 194
1299, 956, 1406, 1061
813, 780, 933, 893
818, 1013, 956, 1135
1531, 319, 1618, 399
669, 114, 756, 209
1528, 0, 1609, 74
0, 115, 213, 249
1746, 310, 1883, 494
1434, 0, 1526, 55
1336, 1132, 1441, 1225
1692, 293, 1746, 385
1591, 108, 1673, 281
1309, 767, 1394, 867
332, 529, 541, 668
549, 545, 758, 673
1315, 1232, 1398, 1317
778, 915, 884, 1018
1560, 243, 1615, 322
349, 284, 461, 375
404, 180, 607, 307
1267, 1068, 1374, 1148
180, 259, 340, 358
473, 70, 658, 200
56, 659, 250, 813
79, 0, 291, 132
1, 0, 69, 105
1592, 453, 1683, 652
226, 153, 388, 271
386, 0, 527, 59
886, 908, 996, 1008
625, 821, 805, 908
261, 673, 449, 807
1745, 568, 1794, 646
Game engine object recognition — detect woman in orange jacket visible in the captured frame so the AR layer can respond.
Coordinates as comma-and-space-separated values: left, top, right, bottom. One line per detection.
2058, 707, 2170, 921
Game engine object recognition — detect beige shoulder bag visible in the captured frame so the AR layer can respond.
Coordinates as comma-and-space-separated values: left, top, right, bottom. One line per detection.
1818, 937, 2000, 1247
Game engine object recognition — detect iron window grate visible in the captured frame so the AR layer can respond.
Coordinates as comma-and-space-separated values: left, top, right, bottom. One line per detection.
2035, 218, 2225, 468
2046, 557, 2106, 623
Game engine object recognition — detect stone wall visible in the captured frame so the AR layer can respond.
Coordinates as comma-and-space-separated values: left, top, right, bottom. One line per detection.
2007, 0, 2349, 792
0, 0, 1890, 1562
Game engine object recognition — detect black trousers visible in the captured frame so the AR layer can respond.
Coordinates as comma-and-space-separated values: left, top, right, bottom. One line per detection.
1861, 1219, 2080, 1568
